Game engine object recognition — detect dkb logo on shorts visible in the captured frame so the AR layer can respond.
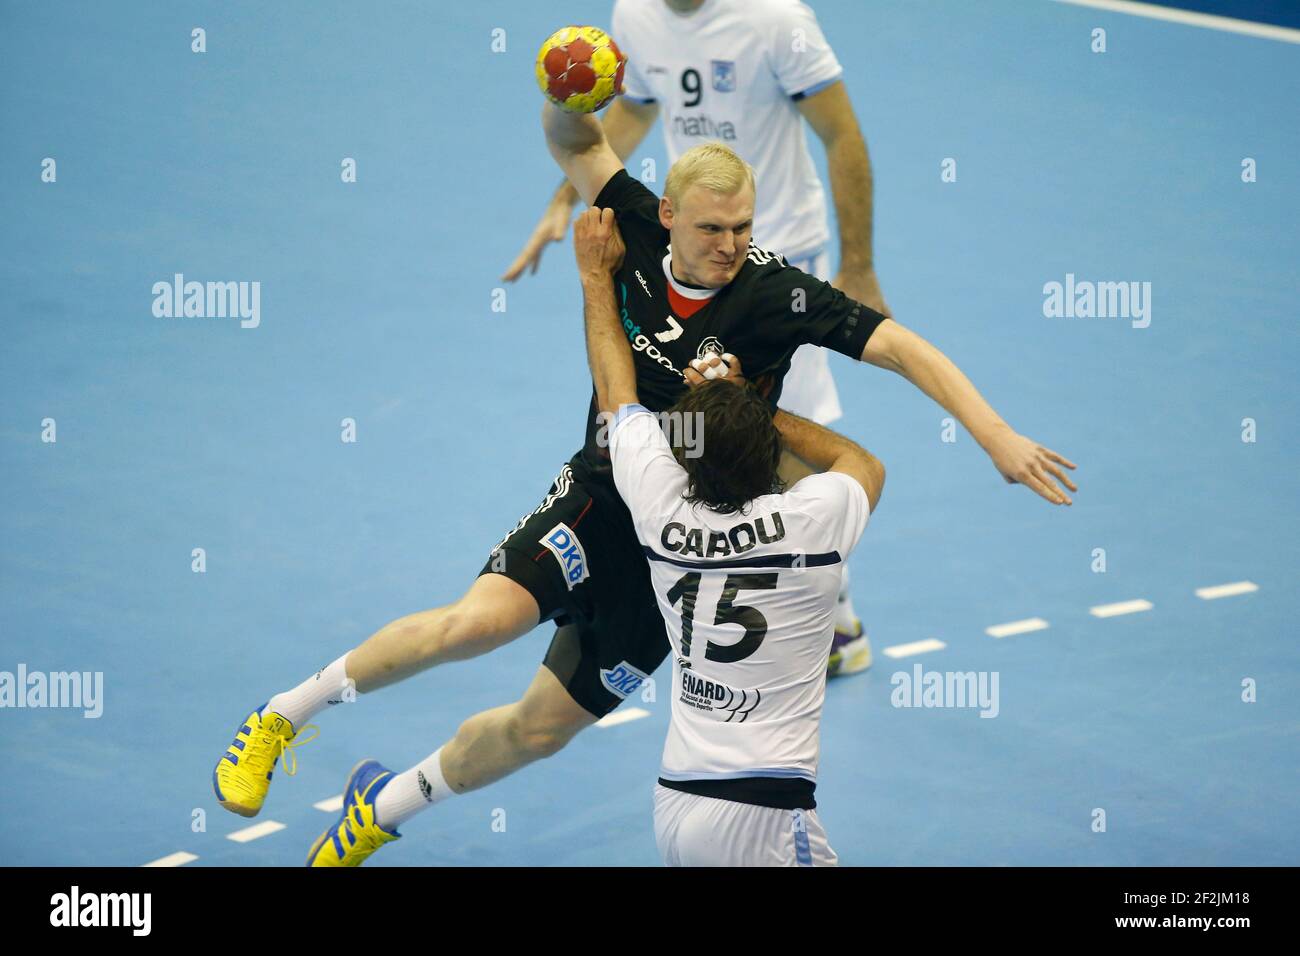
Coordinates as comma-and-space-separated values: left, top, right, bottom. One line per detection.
600, 661, 650, 700
541, 522, 588, 590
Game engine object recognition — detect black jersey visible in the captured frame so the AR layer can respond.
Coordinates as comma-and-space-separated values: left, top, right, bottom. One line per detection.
571, 168, 885, 495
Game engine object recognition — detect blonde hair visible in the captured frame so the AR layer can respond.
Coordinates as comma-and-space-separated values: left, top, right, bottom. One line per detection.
663, 142, 756, 206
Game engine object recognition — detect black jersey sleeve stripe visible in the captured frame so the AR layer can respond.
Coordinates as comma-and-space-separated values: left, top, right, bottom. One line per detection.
824, 300, 886, 362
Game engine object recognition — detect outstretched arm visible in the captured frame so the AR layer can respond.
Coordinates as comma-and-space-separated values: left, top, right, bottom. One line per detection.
574, 208, 637, 415
860, 319, 1078, 505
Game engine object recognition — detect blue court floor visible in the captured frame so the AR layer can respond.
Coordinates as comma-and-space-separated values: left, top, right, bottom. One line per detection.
1, 0, 1297, 866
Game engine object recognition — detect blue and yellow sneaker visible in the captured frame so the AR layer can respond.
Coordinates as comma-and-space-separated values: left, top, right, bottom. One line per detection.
213, 705, 317, 817
306, 759, 402, 867
828, 621, 872, 677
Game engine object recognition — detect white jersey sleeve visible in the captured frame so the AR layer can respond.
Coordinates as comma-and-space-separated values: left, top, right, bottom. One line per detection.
765, 1, 844, 98
611, 0, 657, 103
609, 404, 688, 525
783, 470, 871, 558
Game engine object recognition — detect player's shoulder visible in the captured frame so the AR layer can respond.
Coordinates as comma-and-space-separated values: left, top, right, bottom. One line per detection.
788, 471, 869, 518
734, 243, 807, 292
723, 245, 808, 324
595, 169, 664, 232
789, 470, 863, 503
612, 0, 668, 37
737, 0, 823, 31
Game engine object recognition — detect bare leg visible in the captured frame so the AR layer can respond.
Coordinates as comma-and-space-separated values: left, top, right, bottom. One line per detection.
438, 666, 597, 793
347, 574, 540, 694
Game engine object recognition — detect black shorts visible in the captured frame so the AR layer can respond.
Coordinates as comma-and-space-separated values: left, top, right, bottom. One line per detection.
479, 460, 668, 718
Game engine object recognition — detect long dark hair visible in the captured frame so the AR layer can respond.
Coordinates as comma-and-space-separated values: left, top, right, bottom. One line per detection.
667, 381, 784, 514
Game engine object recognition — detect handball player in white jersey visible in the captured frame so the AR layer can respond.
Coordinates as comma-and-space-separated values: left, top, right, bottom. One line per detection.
574, 205, 884, 866
507, 0, 886, 676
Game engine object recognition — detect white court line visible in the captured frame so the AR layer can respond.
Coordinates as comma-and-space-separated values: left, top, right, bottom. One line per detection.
142, 851, 198, 867
313, 795, 344, 813
1090, 599, 1153, 618
986, 618, 1050, 639
596, 707, 650, 728
226, 820, 286, 843
1052, 0, 1300, 45
883, 638, 946, 659
1196, 581, 1259, 600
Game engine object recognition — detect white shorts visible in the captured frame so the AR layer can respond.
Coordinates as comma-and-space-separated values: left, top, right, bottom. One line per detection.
653, 784, 838, 867
777, 249, 843, 426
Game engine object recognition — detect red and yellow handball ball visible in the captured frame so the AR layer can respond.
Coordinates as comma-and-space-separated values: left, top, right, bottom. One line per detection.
535, 25, 626, 113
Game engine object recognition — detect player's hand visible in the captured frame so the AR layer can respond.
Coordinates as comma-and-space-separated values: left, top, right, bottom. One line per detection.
502, 194, 576, 282
573, 206, 625, 277
832, 267, 891, 318
684, 352, 745, 388
983, 429, 1078, 505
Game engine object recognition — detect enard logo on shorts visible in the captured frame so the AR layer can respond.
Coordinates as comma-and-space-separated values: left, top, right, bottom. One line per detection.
601, 661, 650, 700
680, 670, 761, 723
541, 522, 588, 590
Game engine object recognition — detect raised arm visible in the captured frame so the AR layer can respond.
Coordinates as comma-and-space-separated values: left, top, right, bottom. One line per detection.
773, 409, 885, 513
574, 208, 637, 415
505, 98, 659, 282
543, 102, 626, 207
861, 319, 1078, 505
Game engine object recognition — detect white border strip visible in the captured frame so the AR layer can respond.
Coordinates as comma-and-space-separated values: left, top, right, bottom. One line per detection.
883, 638, 947, 658
1090, 598, 1153, 618
227, 820, 286, 843
142, 851, 198, 867
597, 707, 651, 728
1196, 580, 1259, 600
313, 795, 344, 813
1052, 0, 1300, 45
986, 618, 1050, 639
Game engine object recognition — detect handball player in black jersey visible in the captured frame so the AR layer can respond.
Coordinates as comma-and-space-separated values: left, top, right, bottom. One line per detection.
213, 98, 1077, 860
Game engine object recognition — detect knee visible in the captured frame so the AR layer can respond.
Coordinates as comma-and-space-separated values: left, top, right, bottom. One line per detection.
505, 710, 583, 760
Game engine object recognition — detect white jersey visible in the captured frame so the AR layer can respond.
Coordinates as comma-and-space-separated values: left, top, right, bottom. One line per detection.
609, 405, 870, 785
611, 0, 843, 260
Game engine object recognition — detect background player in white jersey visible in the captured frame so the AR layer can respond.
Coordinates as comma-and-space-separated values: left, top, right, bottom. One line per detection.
506, 0, 887, 675
573, 204, 884, 864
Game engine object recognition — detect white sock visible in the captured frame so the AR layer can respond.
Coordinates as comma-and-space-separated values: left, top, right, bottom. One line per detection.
374, 747, 456, 830
263, 653, 353, 730
835, 566, 861, 634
